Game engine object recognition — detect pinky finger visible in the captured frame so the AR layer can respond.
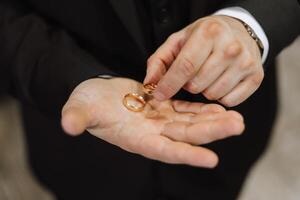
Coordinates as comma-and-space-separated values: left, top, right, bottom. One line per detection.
219, 75, 262, 107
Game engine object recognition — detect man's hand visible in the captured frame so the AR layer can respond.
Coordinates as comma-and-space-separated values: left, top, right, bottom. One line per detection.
61, 78, 244, 168
144, 15, 264, 107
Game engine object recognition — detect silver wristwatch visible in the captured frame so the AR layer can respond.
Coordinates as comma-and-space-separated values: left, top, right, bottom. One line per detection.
241, 21, 264, 55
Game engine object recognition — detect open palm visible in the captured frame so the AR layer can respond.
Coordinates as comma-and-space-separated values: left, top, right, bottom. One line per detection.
62, 78, 244, 168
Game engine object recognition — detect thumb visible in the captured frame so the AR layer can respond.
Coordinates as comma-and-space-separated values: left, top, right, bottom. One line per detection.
144, 31, 186, 84
61, 99, 92, 136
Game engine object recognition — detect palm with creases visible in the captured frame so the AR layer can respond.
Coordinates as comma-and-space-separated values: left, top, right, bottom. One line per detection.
62, 78, 244, 168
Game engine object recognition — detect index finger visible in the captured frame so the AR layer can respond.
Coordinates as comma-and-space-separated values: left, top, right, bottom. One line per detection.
153, 27, 213, 101
144, 31, 187, 84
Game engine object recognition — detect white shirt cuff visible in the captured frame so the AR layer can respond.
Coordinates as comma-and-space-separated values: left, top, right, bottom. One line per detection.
213, 7, 269, 63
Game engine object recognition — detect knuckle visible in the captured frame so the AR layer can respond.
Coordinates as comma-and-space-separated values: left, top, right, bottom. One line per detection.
175, 145, 188, 162
205, 20, 224, 36
210, 104, 226, 112
167, 32, 186, 50
146, 56, 155, 66
202, 104, 226, 113
208, 80, 229, 98
185, 81, 201, 94
219, 98, 236, 107
193, 19, 205, 29
250, 73, 264, 86
195, 18, 224, 38
159, 80, 177, 97
167, 33, 179, 42
240, 55, 255, 70
179, 56, 196, 77
147, 56, 166, 74
218, 79, 230, 90
224, 41, 242, 58
203, 90, 218, 101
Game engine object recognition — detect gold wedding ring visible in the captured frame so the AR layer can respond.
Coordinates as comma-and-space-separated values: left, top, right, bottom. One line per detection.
123, 83, 157, 112
123, 93, 146, 112
143, 83, 157, 95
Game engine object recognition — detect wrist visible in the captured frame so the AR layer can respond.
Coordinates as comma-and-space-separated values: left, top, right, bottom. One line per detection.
219, 15, 264, 59
229, 16, 264, 56
213, 7, 269, 63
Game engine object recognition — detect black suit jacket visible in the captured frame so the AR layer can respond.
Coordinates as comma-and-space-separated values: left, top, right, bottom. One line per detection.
0, 0, 299, 116
0, 0, 299, 200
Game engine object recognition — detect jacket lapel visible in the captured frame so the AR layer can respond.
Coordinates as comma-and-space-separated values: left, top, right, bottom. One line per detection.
109, 0, 147, 55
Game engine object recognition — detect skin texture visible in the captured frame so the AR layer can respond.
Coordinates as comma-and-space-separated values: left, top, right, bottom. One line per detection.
61, 78, 245, 168
144, 15, 264, 107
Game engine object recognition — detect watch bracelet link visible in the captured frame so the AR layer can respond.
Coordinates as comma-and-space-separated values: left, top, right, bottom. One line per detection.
240, 21, 264, 56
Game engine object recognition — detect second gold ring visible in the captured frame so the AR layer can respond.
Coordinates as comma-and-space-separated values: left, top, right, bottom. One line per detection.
123, 93, 146, 112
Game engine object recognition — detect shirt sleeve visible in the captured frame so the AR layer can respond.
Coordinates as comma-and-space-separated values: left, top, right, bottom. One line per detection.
213, 6, 269, 63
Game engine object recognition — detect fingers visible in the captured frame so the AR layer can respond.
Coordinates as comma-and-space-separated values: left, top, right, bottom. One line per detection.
147, 16, 264, 107
219, 73, 263, 107
144, 31, 186, 84
183, 52, 230, 94
184, 40, 263, 106
138, 135, 219, 168
202, 63, 247, 101
153, 26, 213, 101
184, 40, 242, 94
167, 101, 226, 123
208, 53, 264, 106
61, 98, 94, 136
172, 100, 225, 114
162, 111, 244, 145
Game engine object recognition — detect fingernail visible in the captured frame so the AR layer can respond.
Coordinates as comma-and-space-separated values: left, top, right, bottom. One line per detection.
154, 91, 166, 101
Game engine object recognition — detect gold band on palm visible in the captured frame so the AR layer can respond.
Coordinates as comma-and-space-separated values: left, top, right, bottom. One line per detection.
123, 83, 157, 112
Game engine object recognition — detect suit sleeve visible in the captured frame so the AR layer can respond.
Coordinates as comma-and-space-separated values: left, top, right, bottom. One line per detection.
0, 0, 118, 117
222, 0, 300, 66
